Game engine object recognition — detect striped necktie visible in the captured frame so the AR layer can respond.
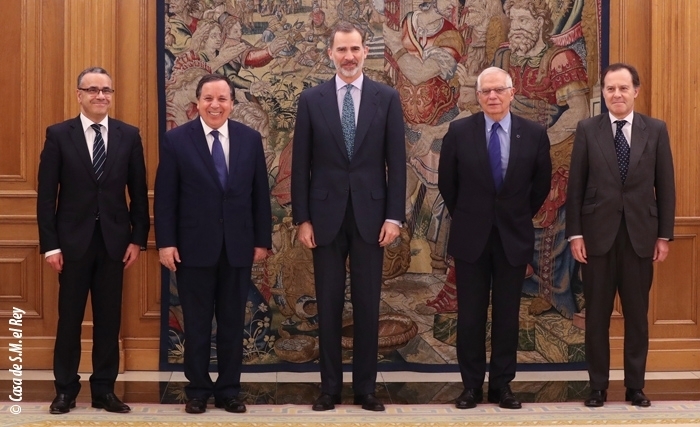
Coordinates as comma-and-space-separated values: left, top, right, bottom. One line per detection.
91, 124, 105, 181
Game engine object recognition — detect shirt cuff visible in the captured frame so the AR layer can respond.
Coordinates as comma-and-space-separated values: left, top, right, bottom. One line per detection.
45, 249, 61, 258
385, 219, 402, 227
567, 235, 583, 242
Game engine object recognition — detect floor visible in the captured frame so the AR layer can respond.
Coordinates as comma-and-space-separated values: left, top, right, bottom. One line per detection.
3, 370, 700, 406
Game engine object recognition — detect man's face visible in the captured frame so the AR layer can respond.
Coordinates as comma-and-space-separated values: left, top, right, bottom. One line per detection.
205, 26, 224, 52
508, 8, 542, 56
76, 72, 113, 123
328, 29, 368, 83
602, 68, 638, 119
197, 80, 233, 129
169, 0, 186, 14
436, 0, 458, 19
477, 71, 514, 121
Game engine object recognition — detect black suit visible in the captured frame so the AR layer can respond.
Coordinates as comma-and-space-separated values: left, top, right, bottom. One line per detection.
291, 76, 405, 395
566, 113, 675, 390
438, 112, 551, 389
154, 118, 271, 400
37, 115, 149, 397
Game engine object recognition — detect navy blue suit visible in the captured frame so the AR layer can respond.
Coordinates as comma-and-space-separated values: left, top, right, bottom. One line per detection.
291, 76, 406, 395
154, 118, 271, 400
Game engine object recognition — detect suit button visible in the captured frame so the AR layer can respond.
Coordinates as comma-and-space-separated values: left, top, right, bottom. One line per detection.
219, 219, 223, 223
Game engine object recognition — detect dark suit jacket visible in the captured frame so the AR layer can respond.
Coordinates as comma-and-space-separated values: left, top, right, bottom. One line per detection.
438, 112, 552, 266
37, 116, 149, 261
291, 76, 406, 245
566, 113, 675, 257
154, 118, 272, 267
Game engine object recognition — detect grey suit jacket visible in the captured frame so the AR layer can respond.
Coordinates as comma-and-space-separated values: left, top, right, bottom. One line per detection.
566, 112, 675, 257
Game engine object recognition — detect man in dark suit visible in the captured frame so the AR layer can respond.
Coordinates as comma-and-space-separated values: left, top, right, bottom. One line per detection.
154, 74, 271, 414
566, 63, 675, 408
291, 21, 406, 412
439, 66, 551, 410
37, 67, 149, 414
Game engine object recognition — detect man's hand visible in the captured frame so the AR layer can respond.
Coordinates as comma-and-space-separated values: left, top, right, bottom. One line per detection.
253, 247, 268, 263
46, 253, 64, 273
159, 246, 181, 271
569, 238, 587, 263
296, 221, 317, 249
123, 243, 141, 269
653, 239, 670, 262
378, 222, 400, 247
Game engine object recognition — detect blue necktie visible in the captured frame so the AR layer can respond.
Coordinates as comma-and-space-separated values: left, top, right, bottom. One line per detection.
341, 84, 356, 159
614, 120, 630, 183
210, 130, 228, 188
91, 124, 105, 181
488, 122, 503, 190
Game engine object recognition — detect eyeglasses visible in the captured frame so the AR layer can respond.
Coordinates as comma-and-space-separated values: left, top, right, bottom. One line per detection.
477, 87, 512, 96
78, 87, 115, 96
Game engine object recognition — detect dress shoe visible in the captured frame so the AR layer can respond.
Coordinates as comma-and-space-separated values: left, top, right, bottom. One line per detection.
626, 388, 651, 407
91, 392, 130, 413
455, 388, 483, 409
584, 389, 607, 407
353, 393, 385, 411
185, 397, 208, 414
312, 393, 341, 411
215, 396, 247, 413
487, 385, 522, 409
49, 393, 76, 414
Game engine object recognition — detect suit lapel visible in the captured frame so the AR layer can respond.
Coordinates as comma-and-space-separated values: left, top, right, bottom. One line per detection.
190, 119, 225, 191
102, 117, 123, 181
471, 113, 494, 190
627, 114, 648, 182
594, 115, 624, 183
318, 79, 349, 160
503, 115, 524, 192
226, 120, 242, 189
354, 78, 379, 156
69, 116, 97, 183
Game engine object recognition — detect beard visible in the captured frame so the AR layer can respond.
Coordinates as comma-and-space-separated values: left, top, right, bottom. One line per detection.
333, 59, 363, 78
508, 28, 539, 55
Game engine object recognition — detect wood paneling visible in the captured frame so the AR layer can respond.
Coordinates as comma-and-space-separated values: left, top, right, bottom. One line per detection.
0, 0, 699, 372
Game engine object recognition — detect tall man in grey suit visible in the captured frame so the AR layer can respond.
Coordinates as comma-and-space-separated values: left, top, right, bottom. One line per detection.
439, 67, 552, 410
37, 67, 149, 414
291, 21, 406, 412
155, 74, 271, 414
566, 63, 675, 408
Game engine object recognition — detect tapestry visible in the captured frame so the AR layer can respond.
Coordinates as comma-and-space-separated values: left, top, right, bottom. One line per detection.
159, 0, 607, 370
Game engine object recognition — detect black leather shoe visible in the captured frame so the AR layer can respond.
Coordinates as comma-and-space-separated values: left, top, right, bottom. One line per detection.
215, 396, 246, 413
312, 393, 341, 411
91, 392, 130, 413
185, 397, 207, 414
49, 393, 76, 414
455, 388, 483, 409
626, 388, 651, 407
353, 393, 385, 411
584, 389, 607, 407
487, 385, 522, 409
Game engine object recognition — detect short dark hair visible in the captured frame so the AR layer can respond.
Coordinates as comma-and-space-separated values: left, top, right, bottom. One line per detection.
77, 67, 111, 87
195, 74, 234, 99
329, 21, 366, 48
602, 63, 641, 88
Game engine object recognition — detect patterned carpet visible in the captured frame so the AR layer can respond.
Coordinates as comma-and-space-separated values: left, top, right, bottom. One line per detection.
3, 402, 700, 427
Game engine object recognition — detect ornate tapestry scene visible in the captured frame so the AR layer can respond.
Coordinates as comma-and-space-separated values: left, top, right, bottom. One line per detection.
161, 0, 604, 369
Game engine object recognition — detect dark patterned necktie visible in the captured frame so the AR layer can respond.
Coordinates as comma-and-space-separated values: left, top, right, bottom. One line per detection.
91, 124, 105, 181
341, 84, 356, 159
614, 120, 630, 183
488, 122, 503, 190
210, 130, 228, 188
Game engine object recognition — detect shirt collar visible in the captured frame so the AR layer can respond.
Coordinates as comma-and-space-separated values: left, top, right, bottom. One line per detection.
609, 111, 634, 126
200, 117, 229, 139
335, 74, 364, 92
485, 112, 511, 133
80, 113, 108, 133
